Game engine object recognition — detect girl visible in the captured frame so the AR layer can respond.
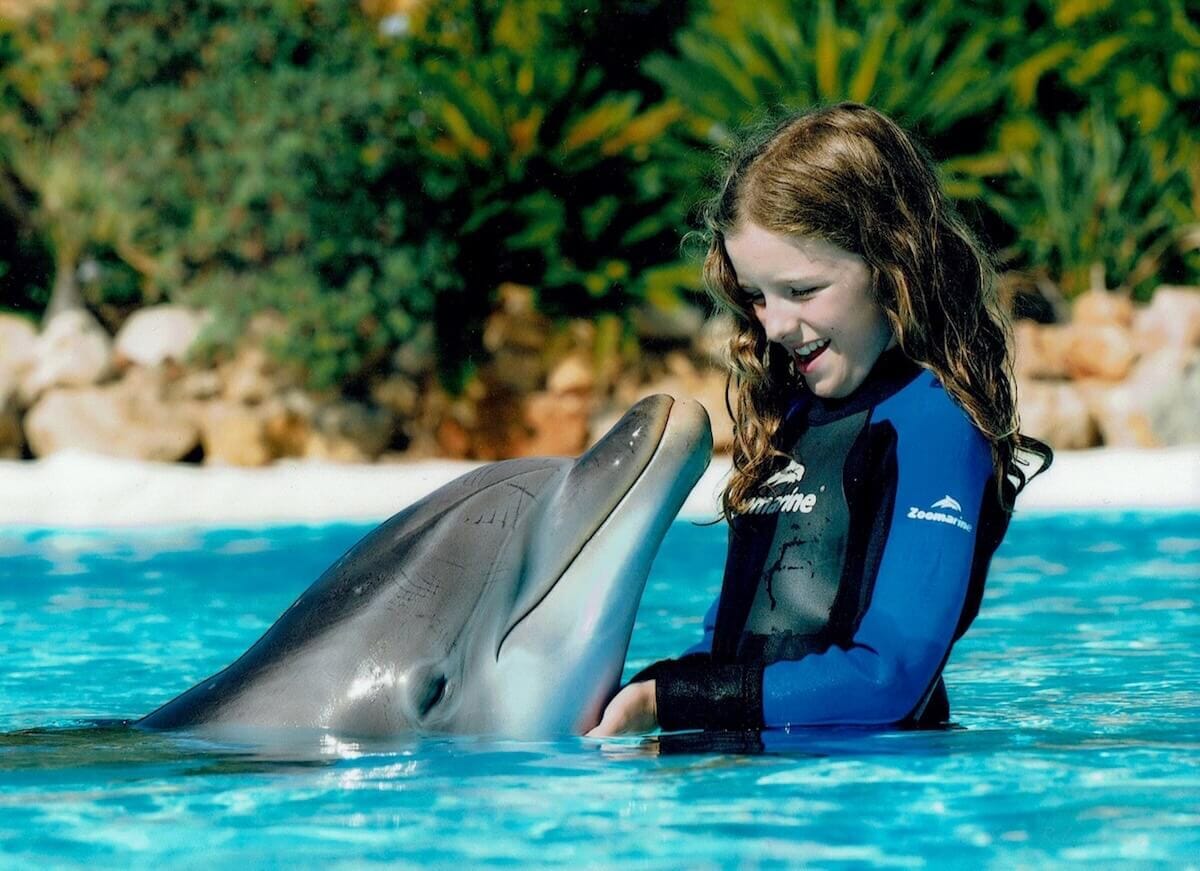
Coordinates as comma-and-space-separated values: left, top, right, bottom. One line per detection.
588, 102, 1052, 737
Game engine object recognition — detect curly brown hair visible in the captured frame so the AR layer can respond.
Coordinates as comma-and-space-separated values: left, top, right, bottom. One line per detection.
696, 103, 1052, 521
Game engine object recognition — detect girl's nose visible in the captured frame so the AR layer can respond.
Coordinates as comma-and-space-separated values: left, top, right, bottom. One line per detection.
758, 296, 797, 344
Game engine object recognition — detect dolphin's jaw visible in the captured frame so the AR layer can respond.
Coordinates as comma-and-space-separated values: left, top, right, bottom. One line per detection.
488, 397, 712, 736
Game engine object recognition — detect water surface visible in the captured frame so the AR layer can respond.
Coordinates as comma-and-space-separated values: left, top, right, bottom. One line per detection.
1, 512, 1198, 868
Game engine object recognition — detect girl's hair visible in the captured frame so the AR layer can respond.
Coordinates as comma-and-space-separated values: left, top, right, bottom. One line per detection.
697, 102, 1052, 520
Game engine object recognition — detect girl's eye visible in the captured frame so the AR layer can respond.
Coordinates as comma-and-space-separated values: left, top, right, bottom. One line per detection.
790, 286, 818, 298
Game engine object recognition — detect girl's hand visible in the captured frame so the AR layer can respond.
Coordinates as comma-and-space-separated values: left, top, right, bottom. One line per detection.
586, 680, 657, 737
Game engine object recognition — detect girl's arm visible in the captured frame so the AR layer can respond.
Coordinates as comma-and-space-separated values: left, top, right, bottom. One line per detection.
653, 413, 995, 731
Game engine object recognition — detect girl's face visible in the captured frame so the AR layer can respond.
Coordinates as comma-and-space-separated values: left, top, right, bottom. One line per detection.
724, 221, 896, 400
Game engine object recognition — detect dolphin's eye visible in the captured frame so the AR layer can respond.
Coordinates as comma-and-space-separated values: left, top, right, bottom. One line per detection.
417, 674, 448, 717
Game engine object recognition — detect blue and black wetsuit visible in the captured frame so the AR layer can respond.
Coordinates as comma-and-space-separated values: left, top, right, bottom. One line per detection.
635, 346, 1012, 731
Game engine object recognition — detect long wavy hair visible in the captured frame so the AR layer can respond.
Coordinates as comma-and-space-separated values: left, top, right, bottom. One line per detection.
699, 103, 1052, 520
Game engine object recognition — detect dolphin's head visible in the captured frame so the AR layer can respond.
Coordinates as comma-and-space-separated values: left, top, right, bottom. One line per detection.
309, 394, 711, 737
139, 395, 712, 738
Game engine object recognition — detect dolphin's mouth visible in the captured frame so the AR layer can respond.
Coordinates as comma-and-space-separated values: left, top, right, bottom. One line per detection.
494, 394, 710, 658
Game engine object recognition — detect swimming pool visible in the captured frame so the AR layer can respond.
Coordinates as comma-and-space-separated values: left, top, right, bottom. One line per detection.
1, 511, 1197, 868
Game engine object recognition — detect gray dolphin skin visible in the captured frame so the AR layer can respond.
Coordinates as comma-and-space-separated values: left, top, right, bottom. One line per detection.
137, 394, 712, 738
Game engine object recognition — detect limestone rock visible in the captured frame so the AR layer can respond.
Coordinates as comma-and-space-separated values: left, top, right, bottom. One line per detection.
171, 369, 223, 401
24, 376, 198, 460
1072, 289, 1135, 327
371, 375, 420, 419
1132, 286, 1200, 355
546, 354, 594, 395
198, 402, 272, 466
0, 372, 23, 458
0, 314, 37, 388
1075, 381, 1159, 448
1062, 324, 1138, 381
632, 299, 705, 342
482, 283, 552, 393
1014, 321, 1071, 380
113, 305, 210, 368
219, 347, 277, 405
1016, 380, 1100, 450
19, 309, 113, 403
391, 323, 436, 377
305, 400, 395, 462
1079, 346, 1200, 447
515, 391, 591, 457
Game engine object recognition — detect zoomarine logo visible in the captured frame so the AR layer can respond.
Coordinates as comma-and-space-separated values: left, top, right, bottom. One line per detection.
908, 494, 972, 532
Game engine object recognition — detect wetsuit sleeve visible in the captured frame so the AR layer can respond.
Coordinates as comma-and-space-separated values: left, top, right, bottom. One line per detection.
625, 595, 719, 685
654, 415, 994, 731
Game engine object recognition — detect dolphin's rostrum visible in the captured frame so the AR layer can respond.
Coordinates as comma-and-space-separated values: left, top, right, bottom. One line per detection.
137, 395, 712, 737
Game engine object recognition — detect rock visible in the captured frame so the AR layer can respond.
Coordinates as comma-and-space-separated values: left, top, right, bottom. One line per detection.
516, 391, 591, 457
1144, 349, 1200, 444
1062, 323, 1138, 381
198, 402, 272, 466
1013, 321, 1070, 380
260, 394, 313, 458
0, 373, 23, 458
483, 283, 550, 353
482, 283, 552, 394
171, 369, 223, 401
1016, 380, 1100, 450
1132, 286, 1200, 355
19, 309, 113, 403
546, 354, 594, 395
371, 375, 421, 418
0, 314, 37, 388
113, 305, 210, 368
631, 299, 706, 342
435, 416, 473, 459
1075, 381, 1159, 448
1072, 289, 1134, 328
1079, 347, 1200, 447
220, 346, 277, 405
24, 374, 199, 460
391, 323, 436, 377
305, 400, 395, 461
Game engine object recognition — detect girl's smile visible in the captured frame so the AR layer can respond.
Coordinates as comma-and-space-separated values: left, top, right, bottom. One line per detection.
724, 222, 896, 399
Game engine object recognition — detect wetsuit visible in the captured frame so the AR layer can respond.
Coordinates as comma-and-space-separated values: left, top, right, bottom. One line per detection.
634, 346, 1012, 731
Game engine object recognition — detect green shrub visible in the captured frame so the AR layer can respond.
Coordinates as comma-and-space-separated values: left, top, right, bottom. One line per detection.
642, 0, 1018, 204
398, 0, 696, 375
983, 106, 1198, 300
0, 0, 458, 390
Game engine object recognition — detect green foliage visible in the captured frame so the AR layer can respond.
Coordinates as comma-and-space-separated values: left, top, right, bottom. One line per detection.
644, 0, 1200, 301
642, 0, 1019, 203
398, 0, 694, 372
983, 106, 1198, 300
971, 0, 1200, 296
0, 0, 457, 389
0, 0, 694, 390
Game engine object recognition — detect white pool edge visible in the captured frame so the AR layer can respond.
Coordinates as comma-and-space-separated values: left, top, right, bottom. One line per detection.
0, 446, 1196, 529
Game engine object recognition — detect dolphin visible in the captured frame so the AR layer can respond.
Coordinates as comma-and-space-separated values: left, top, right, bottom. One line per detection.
137, 394, 712, 738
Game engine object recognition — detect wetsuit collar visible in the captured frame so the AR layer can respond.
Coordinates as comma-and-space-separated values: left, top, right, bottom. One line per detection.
785, 345, 924, 424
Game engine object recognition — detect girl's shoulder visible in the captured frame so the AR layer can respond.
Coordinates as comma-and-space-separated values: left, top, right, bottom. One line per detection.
874, 368, 990, 461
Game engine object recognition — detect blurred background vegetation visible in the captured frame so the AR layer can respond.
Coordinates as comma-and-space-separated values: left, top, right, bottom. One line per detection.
2, 0, 1198, 396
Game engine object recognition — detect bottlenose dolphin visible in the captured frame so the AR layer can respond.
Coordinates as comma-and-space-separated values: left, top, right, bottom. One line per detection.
137, 395, 712, 738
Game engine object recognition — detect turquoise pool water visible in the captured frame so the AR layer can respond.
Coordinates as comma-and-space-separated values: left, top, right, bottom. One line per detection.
1, 512, 1198, 868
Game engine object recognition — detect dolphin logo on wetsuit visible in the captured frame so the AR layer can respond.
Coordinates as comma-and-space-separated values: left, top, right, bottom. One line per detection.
137, 395, 712, 738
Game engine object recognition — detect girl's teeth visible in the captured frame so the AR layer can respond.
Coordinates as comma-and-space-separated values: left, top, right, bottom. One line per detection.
797, 340, 828, 357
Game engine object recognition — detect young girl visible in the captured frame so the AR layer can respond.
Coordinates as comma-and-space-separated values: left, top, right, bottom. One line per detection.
588, 102, 1052, 737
